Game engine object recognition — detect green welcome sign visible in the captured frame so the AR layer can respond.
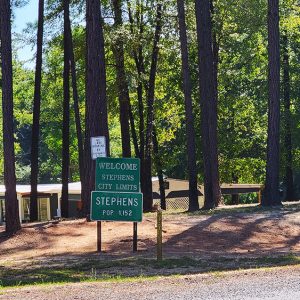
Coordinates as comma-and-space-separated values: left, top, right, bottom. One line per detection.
91, 191, 143, 222
92, 157, 143, 223
95, 157, 140, 192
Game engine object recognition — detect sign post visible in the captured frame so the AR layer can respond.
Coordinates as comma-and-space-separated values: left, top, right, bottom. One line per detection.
133, 222, 138, 252
97, 221, 102, 252
157, 209, 163, 262
91, 157, 142, 252
90, 136, 107, 253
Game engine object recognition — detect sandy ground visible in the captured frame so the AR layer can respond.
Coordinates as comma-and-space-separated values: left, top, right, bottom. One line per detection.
0, 204, 299, 264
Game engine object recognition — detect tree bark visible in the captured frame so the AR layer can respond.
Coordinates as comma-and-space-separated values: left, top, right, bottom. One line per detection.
128, 103, 140, 158
127, 1, 163, 210
67, 7, 85, 187
61, 0, 71, 218
112, 0, 131, 158
210, 0, 220, 107
82, 0, 110, 218
30, 0, 44, 222
0, 0, 21, 233
177, 0, 199, 212
263, 0, 281, 206
195, 0, 221, 209
143, 2, 163, 211
153, 126, 166, 210
282, 33, 294, 201
127, 0, 144, 159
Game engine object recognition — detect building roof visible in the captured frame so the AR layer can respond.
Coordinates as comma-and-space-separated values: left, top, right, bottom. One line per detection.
0, 182, 82, 196
0, 180, 264, 197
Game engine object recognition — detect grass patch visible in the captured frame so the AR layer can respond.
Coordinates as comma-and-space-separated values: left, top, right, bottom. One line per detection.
0, 254, 299, 289
0, 273, 164, 291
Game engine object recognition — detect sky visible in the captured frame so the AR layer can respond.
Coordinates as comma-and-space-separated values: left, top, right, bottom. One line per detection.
13, 0, 38, 68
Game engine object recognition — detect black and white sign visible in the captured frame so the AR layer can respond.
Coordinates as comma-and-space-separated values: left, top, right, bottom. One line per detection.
91, 136, 107, 160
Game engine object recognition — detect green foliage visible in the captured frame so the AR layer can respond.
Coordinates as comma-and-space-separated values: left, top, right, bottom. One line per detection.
1, 0, 300, 189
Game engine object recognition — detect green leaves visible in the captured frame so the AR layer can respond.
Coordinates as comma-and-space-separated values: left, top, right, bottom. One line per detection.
1, 0, 299, 188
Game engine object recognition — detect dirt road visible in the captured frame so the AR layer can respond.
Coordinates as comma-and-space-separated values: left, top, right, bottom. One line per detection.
1, 266, 300, 300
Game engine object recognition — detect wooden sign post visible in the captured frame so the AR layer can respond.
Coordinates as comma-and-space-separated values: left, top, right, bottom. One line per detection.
90, 136, 107, 253
157, 209, 163, 262
97, 221, 102, 252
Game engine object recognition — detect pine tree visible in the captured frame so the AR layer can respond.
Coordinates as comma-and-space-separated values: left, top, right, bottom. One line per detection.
61, 0, 71, 218
30, 0, 44, 222
177, 0, 199, 211
263, 0, 281, 206
0, 0, 21, 233
112, 0, 131, 158
195, 0, 221, 209
82, 0, 110, 218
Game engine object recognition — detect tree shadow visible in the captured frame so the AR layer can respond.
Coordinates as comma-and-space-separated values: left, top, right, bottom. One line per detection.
162, 208, 300, 257
0, 220, 91, 258
0, 206, 299, 263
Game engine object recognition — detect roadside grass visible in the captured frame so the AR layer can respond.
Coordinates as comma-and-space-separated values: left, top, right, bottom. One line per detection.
0, 254, 299, 289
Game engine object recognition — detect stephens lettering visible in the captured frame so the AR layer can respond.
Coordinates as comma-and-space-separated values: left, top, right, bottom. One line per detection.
95, 196, 139, 207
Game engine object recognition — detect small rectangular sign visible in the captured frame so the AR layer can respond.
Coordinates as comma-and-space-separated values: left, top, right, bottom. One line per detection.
95, 157, 140, 192
91, 136, 107, 160
91, 191, 143, 222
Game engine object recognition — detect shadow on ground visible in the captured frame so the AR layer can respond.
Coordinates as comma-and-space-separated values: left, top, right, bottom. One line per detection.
0, 204, 299, 267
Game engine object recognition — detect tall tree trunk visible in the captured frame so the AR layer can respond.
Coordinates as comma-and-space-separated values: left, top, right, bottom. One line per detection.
128, 103, 140, 158
61, 0, 71, 218
128, 0, 144, 159
30, 0, 44, 222
210, 0, 220, 107
127, 1, 163, 210
127, 1, 148, 206
177, 0, 199, 212
112, 0, 131, 158
67, 8, 85, 185
143, 2, 163, 211
152, 127, 166, 210
0, 0, 21, 234
282, 33, 294, 201
195, 0, 221, 209
82, 0, 110, 218
263, 0, 281, 206
137, 77, 145, 159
